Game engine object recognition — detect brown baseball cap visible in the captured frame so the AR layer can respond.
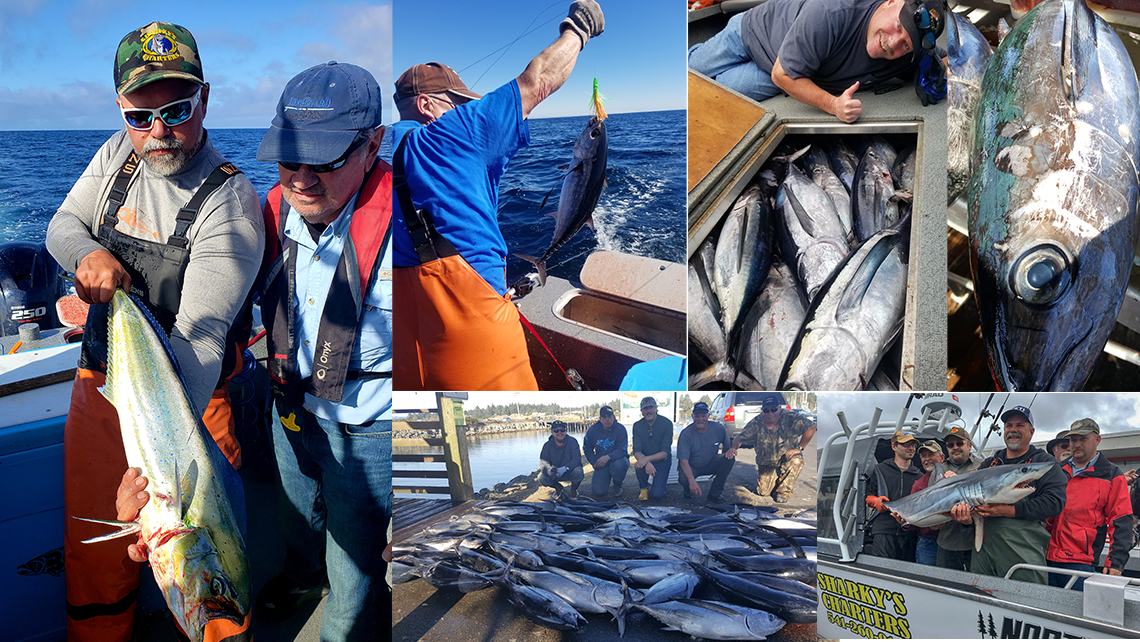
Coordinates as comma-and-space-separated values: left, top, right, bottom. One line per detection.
945, 426, 972, 443
893, 431, 917, 445
394, 63, 481, 104
1063, 418, 1100, 438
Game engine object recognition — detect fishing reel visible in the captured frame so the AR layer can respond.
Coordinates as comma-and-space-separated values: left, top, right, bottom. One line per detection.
914, 51, 947, 106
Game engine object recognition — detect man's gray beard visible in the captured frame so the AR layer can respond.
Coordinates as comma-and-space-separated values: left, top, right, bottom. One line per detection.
142, 137, 188, 175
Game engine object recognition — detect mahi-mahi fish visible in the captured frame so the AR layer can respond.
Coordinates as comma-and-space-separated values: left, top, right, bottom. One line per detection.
518, 114, 608, 286
881, 462, 1053, 551
968, 0, 1140, 391
75, 290, 249, 640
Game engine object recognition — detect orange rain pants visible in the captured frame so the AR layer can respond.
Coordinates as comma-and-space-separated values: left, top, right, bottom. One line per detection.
394, 254, 538, 391
63, 356, 248, 642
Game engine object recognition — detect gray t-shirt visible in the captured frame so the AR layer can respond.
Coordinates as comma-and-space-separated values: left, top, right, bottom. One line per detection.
678, 422, 729, 470
740, 0, 917, 94
47, 130, 264, 414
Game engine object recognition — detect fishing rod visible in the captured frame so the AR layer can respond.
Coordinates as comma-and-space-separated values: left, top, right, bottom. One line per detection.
968, 392, 995, 443
460, 1, 565, 91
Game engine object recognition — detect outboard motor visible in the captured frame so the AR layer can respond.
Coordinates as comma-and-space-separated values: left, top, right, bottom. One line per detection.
0, 241, 62, 337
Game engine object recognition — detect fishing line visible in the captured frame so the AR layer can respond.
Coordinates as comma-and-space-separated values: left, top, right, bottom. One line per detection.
459, 1, 565, 90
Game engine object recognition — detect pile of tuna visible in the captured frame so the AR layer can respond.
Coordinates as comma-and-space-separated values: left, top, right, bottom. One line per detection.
689, 135, 913, 391
393, 498, 817, 640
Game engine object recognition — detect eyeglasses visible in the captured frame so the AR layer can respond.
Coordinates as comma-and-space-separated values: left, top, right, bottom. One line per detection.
762, 407, 780, 414
552, 428, 566, 433
279, 137, 368, 174
120, 88, 202, 131
914, 6, 941, 51
431, 94, 458, 109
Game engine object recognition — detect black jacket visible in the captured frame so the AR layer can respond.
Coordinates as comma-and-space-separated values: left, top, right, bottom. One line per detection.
979, 445, 1066, 522
866, 458, 922, 536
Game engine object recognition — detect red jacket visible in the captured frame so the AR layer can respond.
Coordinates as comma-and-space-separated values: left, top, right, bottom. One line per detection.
1046, 454, 1133, 569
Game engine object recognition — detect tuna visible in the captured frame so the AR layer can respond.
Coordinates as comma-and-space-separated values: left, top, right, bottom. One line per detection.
780, 218, 910, 391
76, 290, 248, 641
803, 146, 854, 241
634, 599, 786, 640
518, 115, 608, 285
712, 185, 773, 354
776, 163, 849, 301
853, 147, 908, 242
948, 11, 992, 205
967, 0, 1140, 390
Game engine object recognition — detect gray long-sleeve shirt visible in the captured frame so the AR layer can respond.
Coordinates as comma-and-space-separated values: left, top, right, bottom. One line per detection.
47, 130, 264, 414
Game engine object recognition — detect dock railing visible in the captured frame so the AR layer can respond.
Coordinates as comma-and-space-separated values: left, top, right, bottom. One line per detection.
394, 392, 474, 504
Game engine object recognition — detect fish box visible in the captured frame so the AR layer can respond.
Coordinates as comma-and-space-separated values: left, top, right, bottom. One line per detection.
684, 110, 943, 389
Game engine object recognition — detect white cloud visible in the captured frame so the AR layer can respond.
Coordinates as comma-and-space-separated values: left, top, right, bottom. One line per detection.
0, 81, 120, 130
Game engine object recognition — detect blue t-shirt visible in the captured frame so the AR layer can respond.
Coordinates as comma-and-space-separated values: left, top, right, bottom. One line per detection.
391, 80, 530, 295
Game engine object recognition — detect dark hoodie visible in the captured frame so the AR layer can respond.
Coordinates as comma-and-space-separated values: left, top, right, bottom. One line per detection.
540, 434, 583, 472
979, 445, 1066, 522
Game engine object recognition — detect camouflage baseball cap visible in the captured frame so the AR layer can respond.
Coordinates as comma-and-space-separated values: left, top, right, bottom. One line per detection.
1063, 418, 1101, 438
115, 22, 205, 95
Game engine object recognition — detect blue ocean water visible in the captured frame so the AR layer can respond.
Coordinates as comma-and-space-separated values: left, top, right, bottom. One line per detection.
501, 109, 687, 283
0, 112, 683, 284
0, 128, 394, 246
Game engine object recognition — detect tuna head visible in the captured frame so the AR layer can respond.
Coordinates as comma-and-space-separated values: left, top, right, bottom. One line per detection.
149, 528, 249, 641
979, 462, 1053, 505
968, 0, 1140, 390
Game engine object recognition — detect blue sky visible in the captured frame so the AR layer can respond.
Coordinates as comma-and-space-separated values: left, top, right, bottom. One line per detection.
394, 0, 687, 119
0, 0, 392, 130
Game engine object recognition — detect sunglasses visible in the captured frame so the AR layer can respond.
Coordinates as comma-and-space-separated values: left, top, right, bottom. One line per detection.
762, 407, 780, 413
120, 88, 202, 131
552, 428, 566, 433
279, 137, 368, 174
914, 6, 941, 50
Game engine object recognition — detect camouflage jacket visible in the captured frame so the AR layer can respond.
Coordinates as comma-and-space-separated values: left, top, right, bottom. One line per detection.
736, 409, 813, 467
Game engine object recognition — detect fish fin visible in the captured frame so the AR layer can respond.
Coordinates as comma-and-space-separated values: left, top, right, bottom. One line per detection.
514, 253, 547, 287
931, 461, 950, 486
586, 216, 595, 231
557, 163, 570, 171
539, 186, 557, 212
974, 514, 985, 552
836, 231, 901, 320
604, 175, 609, 191
73, 517, 141, 544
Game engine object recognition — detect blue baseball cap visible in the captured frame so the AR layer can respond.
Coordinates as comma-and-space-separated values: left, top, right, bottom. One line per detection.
1001, 405, 1034, 426
693, 402, 709, 414
257, 61, 382, 166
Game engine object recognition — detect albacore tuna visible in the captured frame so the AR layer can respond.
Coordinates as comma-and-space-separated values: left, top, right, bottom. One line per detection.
947, 11, 991, 205
76, 290, 249, 641
518, 115, 608, 286
967, 0, 1140, 391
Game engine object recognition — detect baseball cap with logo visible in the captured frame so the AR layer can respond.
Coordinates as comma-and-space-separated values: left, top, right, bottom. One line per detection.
1063, 418, 1101, 438
693, 402, 709, 414
1001, 406, 1034, 426
115, 22, 205, 96
899, 0, 945, 61
257, 62, 382, 166
946, 426, 972, 443
893, 431, 918, 445
394, 62, 482, 104
599, 405, 615, 418
640, 396, 657, 409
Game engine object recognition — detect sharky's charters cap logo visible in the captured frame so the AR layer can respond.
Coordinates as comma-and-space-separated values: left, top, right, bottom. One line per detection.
257, 61, 382, 167
114, 22, 205, 96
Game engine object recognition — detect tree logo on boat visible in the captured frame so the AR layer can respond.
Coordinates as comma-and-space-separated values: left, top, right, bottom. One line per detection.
16, 547, 63, 577
976, 610, 1085, 639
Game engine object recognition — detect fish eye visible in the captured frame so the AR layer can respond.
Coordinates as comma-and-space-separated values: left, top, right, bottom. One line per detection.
590, 129, 599, 138
1009, 243, 1073, 306
210, 577, 226, 597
